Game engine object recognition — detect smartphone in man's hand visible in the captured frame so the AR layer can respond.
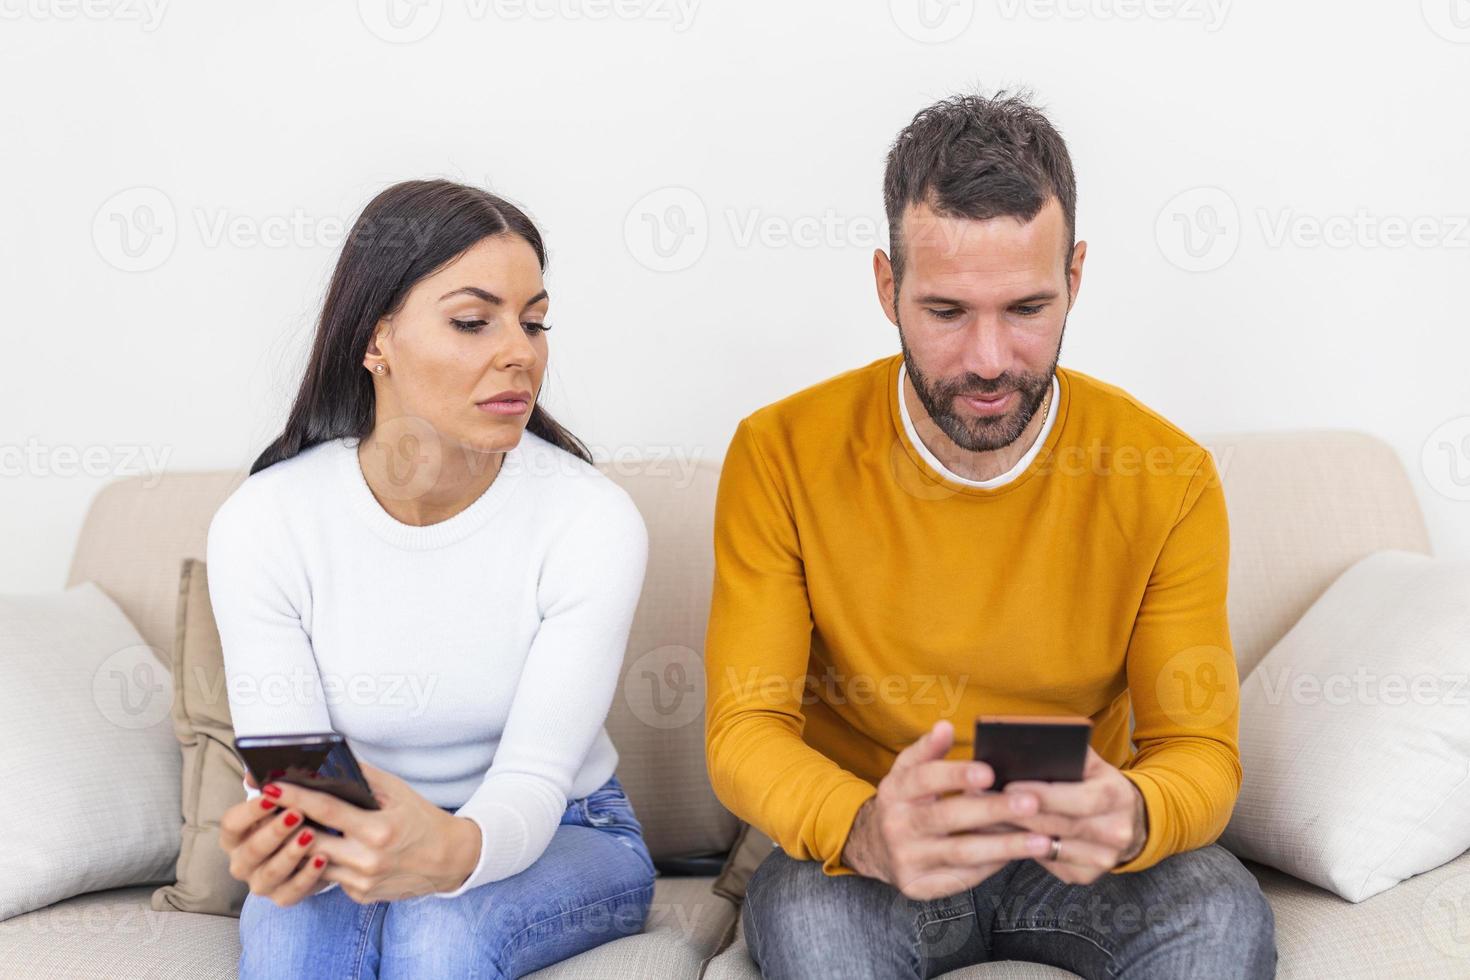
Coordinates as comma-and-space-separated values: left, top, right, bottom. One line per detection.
973, 714, 1093, 789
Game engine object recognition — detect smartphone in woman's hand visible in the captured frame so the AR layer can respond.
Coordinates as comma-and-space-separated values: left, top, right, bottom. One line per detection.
234, 732, 380, 835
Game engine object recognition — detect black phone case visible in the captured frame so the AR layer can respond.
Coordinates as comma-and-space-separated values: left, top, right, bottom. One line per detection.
234, 732, 380, 835
973, 717, 1092, 789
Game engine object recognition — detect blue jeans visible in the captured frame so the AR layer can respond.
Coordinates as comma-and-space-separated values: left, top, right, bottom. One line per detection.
238, 773, 655, 979
742, 842, 1275, 979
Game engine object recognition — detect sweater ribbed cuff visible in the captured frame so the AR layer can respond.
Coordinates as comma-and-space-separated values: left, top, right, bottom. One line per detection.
431, 801, 531, 898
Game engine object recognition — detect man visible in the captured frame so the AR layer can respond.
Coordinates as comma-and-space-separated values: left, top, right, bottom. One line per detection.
703, 90, 1275, 979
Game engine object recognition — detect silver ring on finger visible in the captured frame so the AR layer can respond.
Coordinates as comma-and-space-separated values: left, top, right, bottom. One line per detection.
1048, 836, 1062, 862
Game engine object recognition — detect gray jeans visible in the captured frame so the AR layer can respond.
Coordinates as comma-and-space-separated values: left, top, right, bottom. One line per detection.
742, 843, 1276, 979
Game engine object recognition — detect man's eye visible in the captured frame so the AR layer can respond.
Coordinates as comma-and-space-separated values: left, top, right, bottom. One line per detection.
927, 308, 963, 321
450, 318, 486, 333
1015, 305, 1045, 317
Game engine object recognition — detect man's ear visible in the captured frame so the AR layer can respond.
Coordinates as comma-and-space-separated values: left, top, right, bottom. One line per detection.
873, 248, 899, 328
1066, 240, 1087, 311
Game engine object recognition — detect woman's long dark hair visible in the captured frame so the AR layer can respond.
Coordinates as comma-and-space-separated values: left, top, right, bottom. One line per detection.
249, 179, 591, 475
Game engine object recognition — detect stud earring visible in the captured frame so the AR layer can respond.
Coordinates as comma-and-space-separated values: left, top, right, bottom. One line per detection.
374, 364, 385, 375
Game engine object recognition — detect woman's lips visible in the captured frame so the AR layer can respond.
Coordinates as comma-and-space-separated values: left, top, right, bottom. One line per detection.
476, 399, 529, 415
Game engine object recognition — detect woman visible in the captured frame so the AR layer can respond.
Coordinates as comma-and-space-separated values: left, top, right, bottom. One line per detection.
209, 179, 655, 978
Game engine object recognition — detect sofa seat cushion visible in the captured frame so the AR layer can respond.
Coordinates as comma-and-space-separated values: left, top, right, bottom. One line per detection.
0, 876, 734, 979
0, 883, 239, 979
531, 876, 735, 978
1246, 849, 1470, 979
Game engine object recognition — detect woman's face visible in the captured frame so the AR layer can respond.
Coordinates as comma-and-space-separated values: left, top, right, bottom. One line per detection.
366, 233, 549, 456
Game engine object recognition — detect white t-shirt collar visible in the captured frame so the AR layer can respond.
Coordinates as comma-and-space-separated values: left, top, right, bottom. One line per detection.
897, 362, 1059, 489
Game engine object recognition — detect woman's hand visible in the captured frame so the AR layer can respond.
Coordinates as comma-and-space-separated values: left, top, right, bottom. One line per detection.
220, 773, 330, 907
261, 759, 483, 903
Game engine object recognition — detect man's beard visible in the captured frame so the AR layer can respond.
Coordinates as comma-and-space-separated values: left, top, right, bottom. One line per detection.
898, 315, 1064, 454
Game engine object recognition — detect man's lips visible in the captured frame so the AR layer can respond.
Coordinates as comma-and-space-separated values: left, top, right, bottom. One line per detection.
958, 390, 1016, 415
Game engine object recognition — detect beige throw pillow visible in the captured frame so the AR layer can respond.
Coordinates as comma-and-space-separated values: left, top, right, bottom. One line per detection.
150, 558, 249, 917
712, 822, 779, 904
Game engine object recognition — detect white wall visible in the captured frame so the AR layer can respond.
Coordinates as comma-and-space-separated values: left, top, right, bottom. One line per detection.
3, 0, 1468, 593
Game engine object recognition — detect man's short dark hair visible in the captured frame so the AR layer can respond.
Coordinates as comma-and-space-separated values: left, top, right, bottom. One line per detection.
882, 88, 1077, 289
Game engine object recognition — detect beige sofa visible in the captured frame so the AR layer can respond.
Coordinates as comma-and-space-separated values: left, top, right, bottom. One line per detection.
1, 429, 1465, 978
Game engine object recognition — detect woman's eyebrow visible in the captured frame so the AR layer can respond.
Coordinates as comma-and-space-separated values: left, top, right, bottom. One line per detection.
437, 287, 549, 308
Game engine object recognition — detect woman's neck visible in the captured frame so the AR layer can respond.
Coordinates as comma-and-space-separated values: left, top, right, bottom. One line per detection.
356, 431, 505, 528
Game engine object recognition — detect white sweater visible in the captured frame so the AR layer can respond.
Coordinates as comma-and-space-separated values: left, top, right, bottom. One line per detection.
206, 429, 648, 898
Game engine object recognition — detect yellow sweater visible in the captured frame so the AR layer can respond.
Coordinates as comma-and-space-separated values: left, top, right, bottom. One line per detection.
704, 354, 1241, 877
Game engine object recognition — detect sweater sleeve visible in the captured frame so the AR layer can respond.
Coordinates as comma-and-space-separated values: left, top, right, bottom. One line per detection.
432, 484, 650, 898
207, 488, 334, 737
207, 488, 342, 894
1112, 449, 1243, 874
703, 419, 878, 877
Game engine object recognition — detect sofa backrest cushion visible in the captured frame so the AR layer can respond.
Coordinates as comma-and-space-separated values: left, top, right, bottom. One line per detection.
1199, 430, 1430, 676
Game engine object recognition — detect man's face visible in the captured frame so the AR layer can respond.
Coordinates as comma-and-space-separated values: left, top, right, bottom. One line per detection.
875, 196, 1085, 453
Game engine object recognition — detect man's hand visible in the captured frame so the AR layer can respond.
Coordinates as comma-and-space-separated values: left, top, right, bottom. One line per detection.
841, 720, 1056, 900
999, 746, 1149, 885
259, 759, 482, 903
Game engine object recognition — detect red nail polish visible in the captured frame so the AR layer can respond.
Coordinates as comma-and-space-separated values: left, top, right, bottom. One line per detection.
297, 830, 313, 846
283, 812, 300, 828
262, 784, 282, 798
260, 798, 275, 810
313, 856, 325, 868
